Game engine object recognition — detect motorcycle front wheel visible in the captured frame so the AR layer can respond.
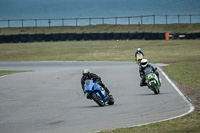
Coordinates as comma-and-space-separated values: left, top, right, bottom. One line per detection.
92, 93, 105, 107
151, 82, 159, 95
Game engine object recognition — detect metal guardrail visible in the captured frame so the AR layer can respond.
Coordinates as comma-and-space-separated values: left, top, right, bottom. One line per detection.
0, 14, 200, 28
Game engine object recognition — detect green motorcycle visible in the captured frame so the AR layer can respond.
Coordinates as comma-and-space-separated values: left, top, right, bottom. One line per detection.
144, 67, 161, 94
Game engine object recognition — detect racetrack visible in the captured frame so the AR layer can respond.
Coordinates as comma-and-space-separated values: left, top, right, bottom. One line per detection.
0, 61, 193, 133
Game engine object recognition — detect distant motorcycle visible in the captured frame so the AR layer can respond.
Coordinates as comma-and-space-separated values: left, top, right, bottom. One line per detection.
136, 53, 144, 66
84, 79, 114, 107
144, 67, 161, 94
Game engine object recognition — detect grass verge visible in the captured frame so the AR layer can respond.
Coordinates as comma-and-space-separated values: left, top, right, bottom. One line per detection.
1, 23, 200, 35
0, 40, 199, 133
0, 71, 32, 76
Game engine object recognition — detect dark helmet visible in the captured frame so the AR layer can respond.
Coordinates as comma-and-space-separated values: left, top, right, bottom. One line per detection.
141, 59, 148, 68
137, 48, 141, 52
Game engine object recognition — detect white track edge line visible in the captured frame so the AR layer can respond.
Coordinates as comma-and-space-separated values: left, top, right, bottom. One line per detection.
94, 66, 195, 133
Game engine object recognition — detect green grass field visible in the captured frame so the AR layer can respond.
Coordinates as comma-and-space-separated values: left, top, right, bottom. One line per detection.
0, 24, 200, 133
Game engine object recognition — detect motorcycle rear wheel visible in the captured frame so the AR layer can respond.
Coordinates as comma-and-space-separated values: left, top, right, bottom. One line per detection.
92, 93, 105, 107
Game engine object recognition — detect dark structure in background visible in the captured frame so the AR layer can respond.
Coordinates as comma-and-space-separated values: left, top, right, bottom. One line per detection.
0, 32, 199, 43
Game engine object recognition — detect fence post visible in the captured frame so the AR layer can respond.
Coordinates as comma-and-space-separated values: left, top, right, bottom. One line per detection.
76, 18, 78, 26
153, 15, 155, 24
89, 18, 91, 25
62, 19, 64, 27
8, 20, 10, 28
102, 18, 104, 24
128, 17, 130, 25
190, 14, 192, 24
48, 19, 51, 27
141, 16, 143, 24
22, 19, 24, 27
35, 19, 37, 28
115, 17, 117, 25
166, 15, 168, 24
178, 15, 180, 24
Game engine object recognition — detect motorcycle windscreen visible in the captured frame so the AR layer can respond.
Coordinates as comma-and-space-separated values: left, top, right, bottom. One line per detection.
84, 80, 94, 92
144, 67, 153, 75
137, 53, 143, 59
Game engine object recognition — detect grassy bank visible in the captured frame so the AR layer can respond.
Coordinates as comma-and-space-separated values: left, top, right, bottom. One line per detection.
0, 71, 31, 76
1, 23, 200, 35
0, 39, 199, 132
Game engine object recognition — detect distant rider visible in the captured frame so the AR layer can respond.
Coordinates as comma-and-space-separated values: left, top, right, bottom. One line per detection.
81, 69, 113, 98
135, 48, 144, 61
139, 59, 161, 87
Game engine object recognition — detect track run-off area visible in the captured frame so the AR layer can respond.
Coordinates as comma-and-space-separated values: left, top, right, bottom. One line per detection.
0, 61, 194, 133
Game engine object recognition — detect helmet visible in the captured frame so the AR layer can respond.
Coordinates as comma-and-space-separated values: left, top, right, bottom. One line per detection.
137, 48, 141, 52
141, 59, 148, 68
83, 69, 90, 79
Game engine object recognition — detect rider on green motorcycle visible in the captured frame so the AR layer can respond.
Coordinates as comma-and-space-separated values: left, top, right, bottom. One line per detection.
139, 59, 161, 87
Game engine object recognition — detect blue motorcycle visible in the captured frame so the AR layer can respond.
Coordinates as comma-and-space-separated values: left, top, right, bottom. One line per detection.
84, 79, 114, 107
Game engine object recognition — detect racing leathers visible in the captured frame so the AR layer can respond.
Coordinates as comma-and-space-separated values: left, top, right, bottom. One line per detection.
81, 73, 110, 95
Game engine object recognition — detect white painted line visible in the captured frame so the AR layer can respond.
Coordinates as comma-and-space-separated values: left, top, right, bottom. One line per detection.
95, 65, 195, 133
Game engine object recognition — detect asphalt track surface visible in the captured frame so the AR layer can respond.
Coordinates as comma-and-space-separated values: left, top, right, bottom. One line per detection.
0, 61, 193, 133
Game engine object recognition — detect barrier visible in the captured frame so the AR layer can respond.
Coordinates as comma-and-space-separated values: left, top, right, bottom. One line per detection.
106, 33, 114, 40
20, 34, 28, 42
76, 33, 83, 40
128, 33, 136, 40
151, 33, 159, 40
158, 33, 165, 40
36, 34, 44, 42
121, 33, 129, 40
98, 33, 106, 40
60, 33, 67, 41
4, 35, 12, 43
191, 32, 199, 39
144, 32, 152, 40
0, 35, 4, 43
178, 33, 186, 39
113, 33, 121, 40
68, 33, 76, 40
44, 34, 52, 42
165, 33, 169, 40
90, 33, 98, 40
12, 34, 20, 43
1, 32, 199, 43
52, 33, 60, 41
136, 32, 144, 39
83, 33, 90, 40
28, 34, 36, 42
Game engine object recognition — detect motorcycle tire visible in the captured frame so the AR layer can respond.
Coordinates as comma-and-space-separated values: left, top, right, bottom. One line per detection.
108, 96, 115, 105
151, 82, 159, 95
92, 93, 105, 107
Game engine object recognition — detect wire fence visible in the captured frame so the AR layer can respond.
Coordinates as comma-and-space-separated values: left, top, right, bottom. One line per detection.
0, 14, 200, 28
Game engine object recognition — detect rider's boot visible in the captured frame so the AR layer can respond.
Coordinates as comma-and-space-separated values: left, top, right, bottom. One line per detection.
104, 87, 113, 98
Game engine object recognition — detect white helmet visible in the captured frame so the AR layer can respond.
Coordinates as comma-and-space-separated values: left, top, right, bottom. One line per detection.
141, 59, 148, 67
83, 69, 90, 75
137, 48, 141, 52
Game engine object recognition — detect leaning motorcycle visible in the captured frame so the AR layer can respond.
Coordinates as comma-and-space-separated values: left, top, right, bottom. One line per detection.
136, 53, 144, 66
144, 67, 161, 94
84, 79, 114, 107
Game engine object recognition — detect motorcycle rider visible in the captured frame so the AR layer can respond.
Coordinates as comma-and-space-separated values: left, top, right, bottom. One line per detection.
81, 69, 113, 98
135, 48, 144, 61
139, 59, 161, 87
